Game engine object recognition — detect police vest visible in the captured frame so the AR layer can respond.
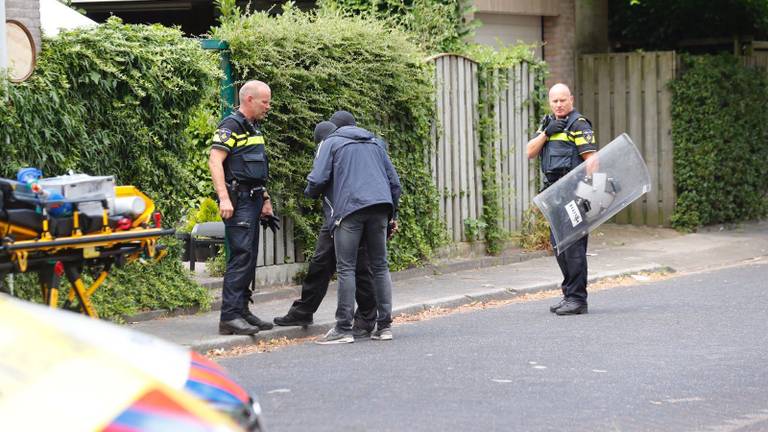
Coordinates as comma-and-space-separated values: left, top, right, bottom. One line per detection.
540, 111, 591, 176
224, 112, 269, 185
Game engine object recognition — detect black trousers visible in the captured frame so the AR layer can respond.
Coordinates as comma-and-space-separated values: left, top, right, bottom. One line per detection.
287, 228, 377, 330
551, 231, 589, 304
221, 194, 263, 321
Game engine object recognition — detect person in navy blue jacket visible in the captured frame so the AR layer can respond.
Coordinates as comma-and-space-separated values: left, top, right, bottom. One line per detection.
273, 115, 378, 336
306, 117, 401, 344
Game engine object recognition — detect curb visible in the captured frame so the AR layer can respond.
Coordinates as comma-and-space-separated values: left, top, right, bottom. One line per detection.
126, 249, 549, 323
190, 264, 670, 353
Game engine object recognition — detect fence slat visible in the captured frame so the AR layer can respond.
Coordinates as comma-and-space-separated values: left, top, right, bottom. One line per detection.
464, 59, 477, 225
442, 57, 452, 237
643, 53, 660, 226
513, 66, 523, 230
435, 58, 445, 226
458, 58, 470, 240
658, 52, 676, 226
502, 69, 512, 231
284, 216, 295, 264
627, 54, 645, 225
612, 54, 630, 224
450, 57, 462, 241
472, 62, 483, 223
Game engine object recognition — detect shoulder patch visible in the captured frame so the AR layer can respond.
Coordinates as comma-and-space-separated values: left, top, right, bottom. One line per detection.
215, 128, 232, 143
583, 129, 594, 144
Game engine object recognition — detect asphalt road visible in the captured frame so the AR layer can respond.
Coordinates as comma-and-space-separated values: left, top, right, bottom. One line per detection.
221, 260, 768, 432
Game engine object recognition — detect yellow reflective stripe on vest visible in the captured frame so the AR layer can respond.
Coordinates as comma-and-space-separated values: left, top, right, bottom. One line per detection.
233, 135, 265, 147
246, 136, 265, 145
548, 132, 571, 142
574, 137, 590, 145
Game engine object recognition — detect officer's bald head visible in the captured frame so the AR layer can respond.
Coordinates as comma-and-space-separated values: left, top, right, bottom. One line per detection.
240, 80, 270, 100
239, 80, 271, 121
548, 83, 574, 119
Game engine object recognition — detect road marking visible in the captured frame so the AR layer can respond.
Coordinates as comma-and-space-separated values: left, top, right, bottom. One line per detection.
268, 388, 291, 394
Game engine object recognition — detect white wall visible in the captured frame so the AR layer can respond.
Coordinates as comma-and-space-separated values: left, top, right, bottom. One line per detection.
473, 13, 543, 59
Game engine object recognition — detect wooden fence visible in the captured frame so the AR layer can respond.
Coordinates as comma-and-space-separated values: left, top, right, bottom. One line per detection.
576, 51, 677, 227
430, 54, 539, 242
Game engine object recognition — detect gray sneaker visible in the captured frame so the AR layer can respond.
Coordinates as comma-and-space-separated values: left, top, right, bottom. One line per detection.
315, 327, 354, 345
371, 327, 393, 341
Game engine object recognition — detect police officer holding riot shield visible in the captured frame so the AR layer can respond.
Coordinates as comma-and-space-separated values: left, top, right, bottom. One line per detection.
527, 83, 597, 315
209, 80, 277, 335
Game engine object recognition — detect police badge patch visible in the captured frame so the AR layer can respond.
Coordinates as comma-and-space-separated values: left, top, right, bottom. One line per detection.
216, 128, 232, 143
584, 130, 594, 144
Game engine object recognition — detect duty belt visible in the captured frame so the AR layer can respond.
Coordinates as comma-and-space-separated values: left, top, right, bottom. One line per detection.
229, 182, 265, 193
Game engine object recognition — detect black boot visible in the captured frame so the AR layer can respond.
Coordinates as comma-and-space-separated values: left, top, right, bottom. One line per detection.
219, 317, 260, 335
273, 312, 313, 327
555, 301, 588, 315
243, 310, 274, 330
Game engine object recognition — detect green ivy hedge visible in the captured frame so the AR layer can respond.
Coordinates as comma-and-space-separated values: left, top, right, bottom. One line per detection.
0, 17, 220, 223
212, 5, 446, 269
0, 18, 217, 319
669, 54, 768, 231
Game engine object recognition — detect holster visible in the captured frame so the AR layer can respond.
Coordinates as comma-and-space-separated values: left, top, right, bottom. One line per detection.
226, 182, 239, 209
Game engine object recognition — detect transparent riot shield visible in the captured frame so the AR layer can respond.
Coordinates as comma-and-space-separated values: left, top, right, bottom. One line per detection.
532, 133, 651, 255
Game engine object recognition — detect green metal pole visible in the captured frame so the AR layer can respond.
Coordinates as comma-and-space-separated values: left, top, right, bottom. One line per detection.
200, 39, 235, 119
200, 39, 234, 262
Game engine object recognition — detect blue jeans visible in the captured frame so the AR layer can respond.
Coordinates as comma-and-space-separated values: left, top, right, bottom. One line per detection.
333, 204, 392, 332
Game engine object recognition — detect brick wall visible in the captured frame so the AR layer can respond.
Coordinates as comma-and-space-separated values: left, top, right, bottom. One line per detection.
6, 0, 41, 53
542, 0, 576, 90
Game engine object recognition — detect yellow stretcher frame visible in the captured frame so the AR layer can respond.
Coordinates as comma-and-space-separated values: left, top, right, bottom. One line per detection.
0, 185, 174, 318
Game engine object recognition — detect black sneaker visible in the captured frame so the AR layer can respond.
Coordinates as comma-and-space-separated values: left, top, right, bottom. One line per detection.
273, 313, 313, 327
555, 301, 588, 315
242, 311, 274, 330
352, 326, 373, 339
315, 327, 354, 345
549, 298, 567, 313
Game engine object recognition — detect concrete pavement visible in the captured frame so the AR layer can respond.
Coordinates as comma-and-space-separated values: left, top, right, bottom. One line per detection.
128, 221, 768, 353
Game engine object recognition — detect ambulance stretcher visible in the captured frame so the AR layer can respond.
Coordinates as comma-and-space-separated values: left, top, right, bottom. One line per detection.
0, 176, 175, 318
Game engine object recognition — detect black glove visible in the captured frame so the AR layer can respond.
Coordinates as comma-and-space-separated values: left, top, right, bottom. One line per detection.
544, 118, 567, 137
260, 214, 280, 233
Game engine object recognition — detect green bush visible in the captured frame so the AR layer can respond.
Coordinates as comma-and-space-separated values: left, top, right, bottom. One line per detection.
318, 0, 478, 53
9, 238, 210, 322
670, 54, 768, 231
212, 4, 446, 269
0, 18, 218, 317
180, 197, 222, 233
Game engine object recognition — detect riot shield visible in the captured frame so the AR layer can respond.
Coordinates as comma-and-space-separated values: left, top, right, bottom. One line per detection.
532, 133, 651, 255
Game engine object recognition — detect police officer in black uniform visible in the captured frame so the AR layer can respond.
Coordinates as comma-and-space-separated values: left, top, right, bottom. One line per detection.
209, 80, 276, 335
527, 83, 597, 315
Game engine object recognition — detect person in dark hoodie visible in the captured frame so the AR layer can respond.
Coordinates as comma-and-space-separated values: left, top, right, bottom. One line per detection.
273, 117, 378, 337
306, 113, 402, 344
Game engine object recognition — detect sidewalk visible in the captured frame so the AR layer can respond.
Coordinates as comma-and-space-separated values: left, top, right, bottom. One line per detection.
129, 221, 768, 353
